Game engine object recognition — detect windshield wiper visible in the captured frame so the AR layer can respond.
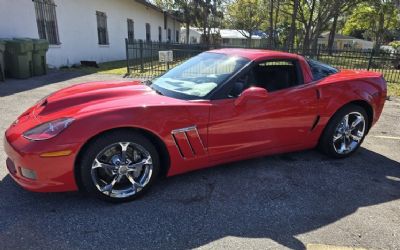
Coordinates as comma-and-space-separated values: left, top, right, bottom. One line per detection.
148, 84, 164, 96
142, 79, 153, 86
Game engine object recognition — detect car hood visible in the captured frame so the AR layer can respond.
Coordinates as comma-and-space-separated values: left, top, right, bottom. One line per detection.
32, 80, 184, 119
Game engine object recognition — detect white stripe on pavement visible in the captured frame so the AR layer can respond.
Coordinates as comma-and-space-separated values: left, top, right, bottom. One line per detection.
373, 135, 400, 140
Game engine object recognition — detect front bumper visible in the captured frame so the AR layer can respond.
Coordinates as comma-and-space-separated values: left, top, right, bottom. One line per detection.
4, 136, 80, 192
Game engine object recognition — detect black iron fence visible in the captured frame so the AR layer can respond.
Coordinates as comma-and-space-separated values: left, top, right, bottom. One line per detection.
126, 39, 400, 84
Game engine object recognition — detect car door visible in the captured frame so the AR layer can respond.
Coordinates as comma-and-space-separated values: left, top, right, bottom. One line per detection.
207, 60, 319, 163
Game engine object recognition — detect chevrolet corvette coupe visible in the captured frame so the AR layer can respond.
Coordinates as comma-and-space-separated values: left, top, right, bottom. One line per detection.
4, 49, 387, 202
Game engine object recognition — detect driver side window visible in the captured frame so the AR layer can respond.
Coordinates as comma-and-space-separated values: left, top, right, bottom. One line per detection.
229, 60, 301, 97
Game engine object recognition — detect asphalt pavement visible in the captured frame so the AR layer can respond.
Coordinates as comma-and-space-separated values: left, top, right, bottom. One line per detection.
0, 71, 399, 250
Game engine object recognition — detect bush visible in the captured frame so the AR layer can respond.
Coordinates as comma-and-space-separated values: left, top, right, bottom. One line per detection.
389, 41, 400, 50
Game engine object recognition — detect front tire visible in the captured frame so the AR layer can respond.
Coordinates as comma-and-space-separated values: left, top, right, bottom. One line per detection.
319, 104, 369, 158
79, 131, 160, 202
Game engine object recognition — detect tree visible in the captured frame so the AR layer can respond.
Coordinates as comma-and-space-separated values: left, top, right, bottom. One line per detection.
154, 0, 174, 10
175, 0, 200, 44
226, 0, 268, 46
155, 0, 199, 44
343, 1, 400, 50
268, 0, 274, 47
288, 0, 299, 50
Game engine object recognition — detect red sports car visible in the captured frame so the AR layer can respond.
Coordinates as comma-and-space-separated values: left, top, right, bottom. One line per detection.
4, 49, 387, 202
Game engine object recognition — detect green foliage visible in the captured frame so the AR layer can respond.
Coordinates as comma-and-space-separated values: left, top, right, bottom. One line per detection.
225, 0, 268, 37
343, 2, 399, 42
389, 41, 400, 50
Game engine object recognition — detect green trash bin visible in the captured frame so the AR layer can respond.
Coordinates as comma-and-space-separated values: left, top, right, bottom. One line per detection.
5, 38, 33, 79
32, 39, 49, 76
0, 40, 5, 81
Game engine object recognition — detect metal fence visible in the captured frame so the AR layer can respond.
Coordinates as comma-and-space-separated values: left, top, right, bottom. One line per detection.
126, 39, 400, 84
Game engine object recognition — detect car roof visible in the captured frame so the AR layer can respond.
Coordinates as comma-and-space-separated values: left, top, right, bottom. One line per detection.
207, 48, 301, 61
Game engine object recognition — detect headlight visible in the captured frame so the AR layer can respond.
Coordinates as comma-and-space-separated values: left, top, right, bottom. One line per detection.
23, 118, 74, 141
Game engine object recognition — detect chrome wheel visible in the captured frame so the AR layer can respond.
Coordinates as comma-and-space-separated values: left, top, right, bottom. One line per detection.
91, 142, 153, 198
333, 112, 366, 155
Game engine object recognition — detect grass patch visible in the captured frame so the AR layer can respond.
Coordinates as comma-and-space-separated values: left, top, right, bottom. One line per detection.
63, 60, 182, 78
388, 83, 400, 97
64, 60, 128, 76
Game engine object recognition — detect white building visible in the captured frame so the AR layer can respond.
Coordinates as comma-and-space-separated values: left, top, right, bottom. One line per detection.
180, 27, 202, 44
219, 29, 262, 47
0, 0, 182, 68
318, 33, 374, 50
180, 28, 263, 47
180, 27, 219, 44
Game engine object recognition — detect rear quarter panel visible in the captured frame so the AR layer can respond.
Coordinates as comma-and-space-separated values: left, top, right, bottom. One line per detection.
316, 70, 386, 132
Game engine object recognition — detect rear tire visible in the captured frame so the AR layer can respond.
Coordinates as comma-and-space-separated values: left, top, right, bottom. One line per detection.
79, 130, 160, 203
319, 104, 369, 158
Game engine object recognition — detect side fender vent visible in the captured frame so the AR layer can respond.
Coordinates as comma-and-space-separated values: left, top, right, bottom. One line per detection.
311, 115, 320, 131
171, 126, 206, 159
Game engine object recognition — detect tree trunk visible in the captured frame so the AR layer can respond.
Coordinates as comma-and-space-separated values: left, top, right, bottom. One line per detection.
185, 22, 190, 44
327, 12, 339, 55
311, 28, 321, 55
374, 9, 385, 51
302, 0, 316, 54
268, 0, 274, 48
274, 0, 280, 47
311, 9, 323, 55
288, 0, 299, 50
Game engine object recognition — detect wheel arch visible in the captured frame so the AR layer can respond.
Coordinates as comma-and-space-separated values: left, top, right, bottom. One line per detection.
319, 99, 374, 144
73, 127, 170, 191
348, 100, 373, 132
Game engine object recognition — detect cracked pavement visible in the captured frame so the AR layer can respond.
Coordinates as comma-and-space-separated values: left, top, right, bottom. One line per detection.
0, 71, 399, 250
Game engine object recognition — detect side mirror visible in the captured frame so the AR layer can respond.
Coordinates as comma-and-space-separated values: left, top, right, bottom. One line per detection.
234, 87, 268, 106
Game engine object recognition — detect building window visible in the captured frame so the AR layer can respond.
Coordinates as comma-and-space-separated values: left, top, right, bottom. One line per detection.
127, 19, 134, 43
176, 30, 179, 43
158, 26, 162, 42
167, 28, 171, 42
96, 11, 109, 45
222, 38, 229, 44
33, 0, 60, 45
146, 23, 151, 42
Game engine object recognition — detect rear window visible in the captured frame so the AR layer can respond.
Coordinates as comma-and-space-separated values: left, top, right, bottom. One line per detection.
307, 59, 338, 81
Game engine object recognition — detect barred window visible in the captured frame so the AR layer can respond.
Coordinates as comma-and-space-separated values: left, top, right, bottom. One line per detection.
158, 26, 162, 42
96, 11, 109, 45
34, 0, 60, 45
127, 19, 134, 43
168, 28, 171, 42
176, 30, 179, 43
146, 23, 151, 42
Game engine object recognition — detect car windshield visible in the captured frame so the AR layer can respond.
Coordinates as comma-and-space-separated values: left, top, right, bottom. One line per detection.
151, 52, 250, 99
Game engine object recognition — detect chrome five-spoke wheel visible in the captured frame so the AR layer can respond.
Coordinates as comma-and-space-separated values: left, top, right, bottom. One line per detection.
319, 104, 369, 158
333, 112, 366, 155
80, 131, 160, 202
91, 142, 153, 198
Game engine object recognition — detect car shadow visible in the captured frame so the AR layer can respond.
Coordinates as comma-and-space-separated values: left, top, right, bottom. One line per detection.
0, 70, 89, 97
0, 148, 399, 249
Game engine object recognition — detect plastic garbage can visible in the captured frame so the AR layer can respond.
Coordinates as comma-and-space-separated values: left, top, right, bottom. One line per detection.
32, 39, 49, 76
5, 38, 33, 79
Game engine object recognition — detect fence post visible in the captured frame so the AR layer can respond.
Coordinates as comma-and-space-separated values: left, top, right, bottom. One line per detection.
316, 44, 321, 60
125, 38, 130, 75
139, 40, 144, 72
166, 42, 170, 70
150, 41, 153, 70
367, 49, 374, 71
